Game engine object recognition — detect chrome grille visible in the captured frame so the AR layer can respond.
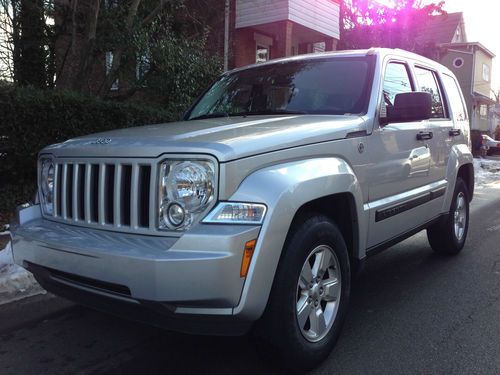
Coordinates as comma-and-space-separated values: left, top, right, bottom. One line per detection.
50, 159, 156, 233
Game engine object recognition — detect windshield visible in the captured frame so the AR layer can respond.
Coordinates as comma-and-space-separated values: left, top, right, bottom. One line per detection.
186, 57, 374, 120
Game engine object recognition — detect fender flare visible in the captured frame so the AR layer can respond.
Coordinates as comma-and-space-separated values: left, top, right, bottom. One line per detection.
443, 144, 474, 210
229, 157, 365, 320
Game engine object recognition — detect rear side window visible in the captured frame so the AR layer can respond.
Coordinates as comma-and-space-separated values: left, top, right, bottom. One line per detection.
442, 74, 467, 122
414, 67, 446, 118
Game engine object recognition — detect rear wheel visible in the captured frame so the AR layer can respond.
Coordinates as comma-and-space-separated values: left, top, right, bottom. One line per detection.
427, 177, 469, 255
255, 215, 350, 371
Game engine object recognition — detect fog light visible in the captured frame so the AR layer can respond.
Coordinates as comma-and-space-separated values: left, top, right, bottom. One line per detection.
167, 203, 186, 227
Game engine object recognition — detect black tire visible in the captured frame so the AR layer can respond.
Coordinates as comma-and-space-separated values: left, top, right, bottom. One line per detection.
254, 214, 351, 371
427, 177, 469, 255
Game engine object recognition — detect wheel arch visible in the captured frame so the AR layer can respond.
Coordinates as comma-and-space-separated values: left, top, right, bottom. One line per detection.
445, 144, 474, 210
457, 162, 474, 202
229, 157, 366, 320
288, 193, 360, 273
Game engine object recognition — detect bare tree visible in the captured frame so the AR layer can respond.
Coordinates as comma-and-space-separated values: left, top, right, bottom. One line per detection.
54, 0, 174, 95
492, 89, 500, 104
0, 0, 18, 81
0, 0, 54, 84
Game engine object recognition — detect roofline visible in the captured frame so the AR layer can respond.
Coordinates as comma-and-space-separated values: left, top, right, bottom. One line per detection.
472, 91, 496, 105
225, 49, 373, 74
226, 48, 447, 74
439, 42, 496, 58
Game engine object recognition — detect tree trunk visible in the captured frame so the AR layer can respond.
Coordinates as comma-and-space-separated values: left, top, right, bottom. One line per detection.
17, 0, 46, 88
97, 0, 142, 96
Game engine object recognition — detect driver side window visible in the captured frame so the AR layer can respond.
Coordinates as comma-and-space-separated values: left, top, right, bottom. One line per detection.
382, 63, 413, 117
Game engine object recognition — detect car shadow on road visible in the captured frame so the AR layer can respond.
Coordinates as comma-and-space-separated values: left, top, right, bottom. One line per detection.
1, 233, 468, 375
95, 235, 459, 375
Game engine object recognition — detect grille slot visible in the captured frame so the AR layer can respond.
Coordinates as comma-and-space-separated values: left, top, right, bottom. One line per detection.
52, 160, 154, 232
77, 164, 85, 221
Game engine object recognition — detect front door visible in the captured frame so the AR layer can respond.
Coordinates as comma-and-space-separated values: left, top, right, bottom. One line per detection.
365, 60, 444, 249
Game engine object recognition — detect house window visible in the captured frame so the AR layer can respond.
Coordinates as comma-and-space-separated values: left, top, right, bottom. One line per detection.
254, 33, 273, 63
105, 52, 119, 90
453, 57, 464, 68
482, 64, 490, 82
104, 0, 118, 8
313, 42, 325, 53
136, 52, 151, 81
452, 27, 462, 43
480, 104, 488, 119
256, 45, 269, 63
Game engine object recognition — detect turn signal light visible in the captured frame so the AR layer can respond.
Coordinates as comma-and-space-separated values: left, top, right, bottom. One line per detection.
240, 239, 257, 278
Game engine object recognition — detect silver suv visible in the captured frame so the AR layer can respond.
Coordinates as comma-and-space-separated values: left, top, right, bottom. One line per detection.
13, 49, 474, 370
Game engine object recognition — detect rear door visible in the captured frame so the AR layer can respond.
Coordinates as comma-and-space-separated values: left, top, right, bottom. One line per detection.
440, 72, 470, 154
412, 65, 452, 186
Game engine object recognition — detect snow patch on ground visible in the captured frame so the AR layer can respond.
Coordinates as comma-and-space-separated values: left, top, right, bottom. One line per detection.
474, 158, 500, 189
0, 231, 45, 306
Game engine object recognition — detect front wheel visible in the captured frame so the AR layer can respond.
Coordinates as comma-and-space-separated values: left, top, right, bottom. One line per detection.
255, 215, 351, 371
427, 177, 469, 255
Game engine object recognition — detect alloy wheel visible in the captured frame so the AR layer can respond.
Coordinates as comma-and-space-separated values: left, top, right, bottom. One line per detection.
296, 245, 341, 342
454, 192, 467, 242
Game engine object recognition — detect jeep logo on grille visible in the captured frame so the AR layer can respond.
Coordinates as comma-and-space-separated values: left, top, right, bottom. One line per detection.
91, 138, 112, 145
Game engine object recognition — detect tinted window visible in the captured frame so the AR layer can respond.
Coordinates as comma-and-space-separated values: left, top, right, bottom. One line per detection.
414, 67, 446, 118
383, 62, 412, 108
442, 74, 467, 122
187, 58, 374, 120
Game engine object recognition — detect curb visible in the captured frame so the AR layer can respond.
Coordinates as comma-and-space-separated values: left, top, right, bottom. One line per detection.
0, 293, 76, 334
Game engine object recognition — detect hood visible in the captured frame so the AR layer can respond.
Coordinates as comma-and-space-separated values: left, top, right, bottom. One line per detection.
42, 115, 367, 161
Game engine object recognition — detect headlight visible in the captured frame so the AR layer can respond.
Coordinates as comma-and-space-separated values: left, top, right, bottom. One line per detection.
203, 202, 267, 224
158, 160, 215, 230
40, 157, 55, 215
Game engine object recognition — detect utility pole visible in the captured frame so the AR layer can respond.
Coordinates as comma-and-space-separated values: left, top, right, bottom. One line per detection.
224, 0, 230, 72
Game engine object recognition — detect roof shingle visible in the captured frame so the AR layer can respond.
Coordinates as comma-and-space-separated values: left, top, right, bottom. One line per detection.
416, 12, 465, 45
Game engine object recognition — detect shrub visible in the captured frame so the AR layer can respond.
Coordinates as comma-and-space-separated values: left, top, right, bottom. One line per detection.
0, 86, 173, 224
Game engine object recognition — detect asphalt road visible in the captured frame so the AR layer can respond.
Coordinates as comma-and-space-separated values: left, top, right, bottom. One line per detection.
1, 187, 499, 375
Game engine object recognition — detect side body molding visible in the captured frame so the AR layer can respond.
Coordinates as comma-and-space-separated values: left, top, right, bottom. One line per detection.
228, 157, 366, 320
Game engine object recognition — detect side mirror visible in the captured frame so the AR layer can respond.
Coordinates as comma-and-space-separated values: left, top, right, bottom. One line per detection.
381, 92, 432, 125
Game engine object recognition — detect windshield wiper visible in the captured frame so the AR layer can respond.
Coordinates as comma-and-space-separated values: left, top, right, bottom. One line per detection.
188, 112, 230, 121
232, 109, 307, 116
189, 109, 307, 121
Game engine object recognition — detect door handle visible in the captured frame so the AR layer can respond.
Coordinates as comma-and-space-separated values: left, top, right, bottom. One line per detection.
416, 131, 433, 141
449, 129, 461, 136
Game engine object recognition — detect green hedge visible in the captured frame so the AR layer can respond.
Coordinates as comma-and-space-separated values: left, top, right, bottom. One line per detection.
0, 86, 173, 225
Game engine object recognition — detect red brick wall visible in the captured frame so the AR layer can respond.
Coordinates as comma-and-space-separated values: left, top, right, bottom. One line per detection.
233, 28, 256, 68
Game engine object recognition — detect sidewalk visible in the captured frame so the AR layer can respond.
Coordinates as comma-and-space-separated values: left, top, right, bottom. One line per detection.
0, 293, 75, 334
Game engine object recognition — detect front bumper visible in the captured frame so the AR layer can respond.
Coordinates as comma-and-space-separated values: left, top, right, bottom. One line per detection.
12, 204, 261, 334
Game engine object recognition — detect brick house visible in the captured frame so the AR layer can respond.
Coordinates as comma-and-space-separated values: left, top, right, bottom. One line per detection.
54, 0, 341, 95
229, 0, 340, 69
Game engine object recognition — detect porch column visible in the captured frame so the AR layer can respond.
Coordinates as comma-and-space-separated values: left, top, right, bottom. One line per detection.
325, 37, 338, 52
274, 20, 293, 58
